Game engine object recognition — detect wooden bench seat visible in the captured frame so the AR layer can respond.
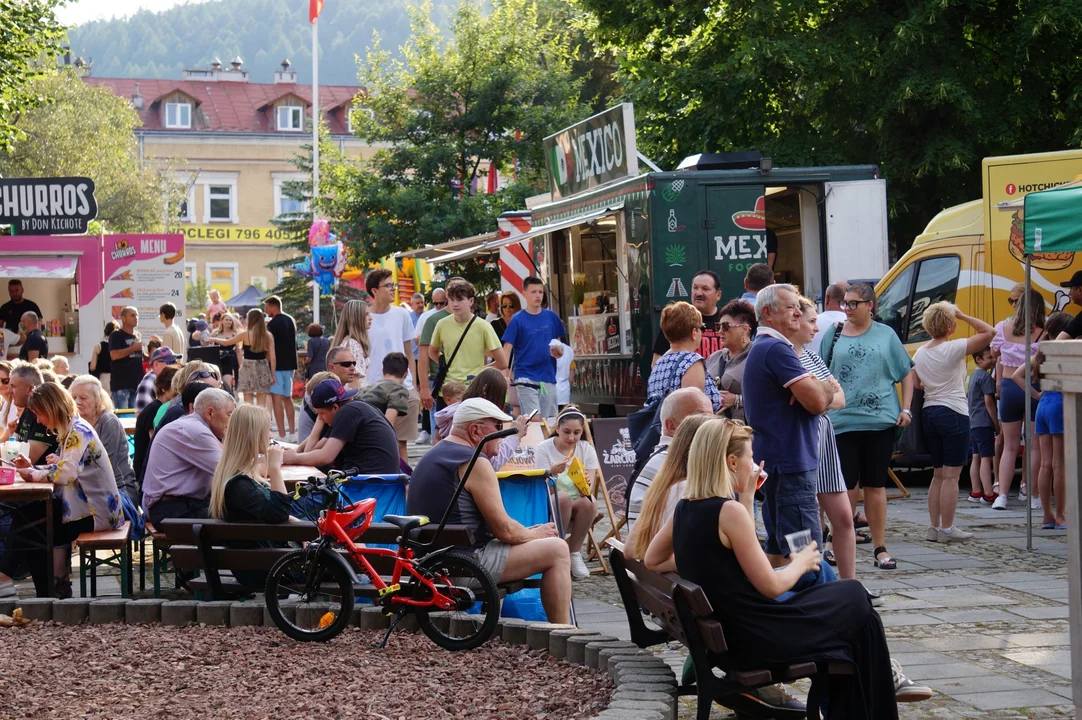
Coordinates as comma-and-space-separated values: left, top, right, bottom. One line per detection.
75, 520, 133, 598
608, 541, 851, 720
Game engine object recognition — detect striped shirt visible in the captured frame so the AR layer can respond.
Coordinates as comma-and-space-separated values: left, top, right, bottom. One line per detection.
798, 349, 847, 494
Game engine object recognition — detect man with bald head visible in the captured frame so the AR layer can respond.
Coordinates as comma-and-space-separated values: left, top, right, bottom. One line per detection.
812, 280, 850, 357
625, 387, 714, 528
18, 311, 48, 361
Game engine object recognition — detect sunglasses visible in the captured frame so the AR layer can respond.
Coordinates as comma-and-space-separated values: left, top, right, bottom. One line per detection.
0, 378, 8, 385
842, 300, 872, 311
501, 304, 514, 310
433, 301, 448, 307
720, 322, 747, 332
697, 324, 708, 331
1007, 297, 1018, 306
332, 360, 357, 368
191, 370, 217, 380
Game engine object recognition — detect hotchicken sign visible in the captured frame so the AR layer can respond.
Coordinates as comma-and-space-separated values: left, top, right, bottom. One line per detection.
0, 177, 98, 234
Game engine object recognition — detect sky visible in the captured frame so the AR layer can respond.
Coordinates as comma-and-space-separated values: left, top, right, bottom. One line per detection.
56, 0, 211, 26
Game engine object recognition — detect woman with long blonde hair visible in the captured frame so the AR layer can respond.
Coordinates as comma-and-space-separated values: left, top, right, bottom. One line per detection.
210, 308, 276, 406
625, 413, 712, 559
644, 418, 899, 717
332, 300, 371, 389
213, 312, 242, 391
209, 404, 289, 588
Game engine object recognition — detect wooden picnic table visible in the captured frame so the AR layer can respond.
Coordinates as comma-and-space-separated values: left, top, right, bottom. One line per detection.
281, 464, 326, 492
0, 478, 55, 597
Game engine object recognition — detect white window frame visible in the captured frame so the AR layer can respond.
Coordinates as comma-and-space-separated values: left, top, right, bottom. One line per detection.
346, 107, 373, 134
250, 275, 268, 291
199, 172, 239, 224
277, 104, 303, 132
206, 262, 240, 300
277, 266, 293, 284
177, 184, 195, 223
165, 101, 192, 129
272, 173, 309, 218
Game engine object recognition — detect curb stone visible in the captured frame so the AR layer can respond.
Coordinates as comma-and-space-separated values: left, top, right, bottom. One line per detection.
89, 599, 126, 625
499, 617, 530, 644
526, 622, 576, 650
567, 634, 618, 665
230, 601, 264, 627
161, 600, 198, 626
196, 600, 233, 626
53, 598, 91, 625
585, 640, 640, 669
16, 597, 53, 622
125, 599, 163, 624
549, 627, 602, 658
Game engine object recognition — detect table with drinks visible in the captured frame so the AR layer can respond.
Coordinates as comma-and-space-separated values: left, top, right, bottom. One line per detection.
0, 476, 56, 597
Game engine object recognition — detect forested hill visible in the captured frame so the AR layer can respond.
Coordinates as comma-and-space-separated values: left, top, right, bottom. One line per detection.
66, 0, 454, 85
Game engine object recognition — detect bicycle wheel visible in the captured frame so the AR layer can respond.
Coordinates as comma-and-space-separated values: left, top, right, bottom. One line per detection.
265, 547, 354, 642
411, 551, 500, 651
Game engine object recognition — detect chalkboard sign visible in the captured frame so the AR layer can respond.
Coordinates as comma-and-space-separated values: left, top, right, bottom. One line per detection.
590, 417, 635, 520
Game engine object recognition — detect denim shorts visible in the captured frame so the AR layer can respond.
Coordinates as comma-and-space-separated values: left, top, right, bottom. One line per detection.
270, 370, 294, 397
760, 468, 823, 557
1035, 391, 1064, 435
969, 426, 995, 458
998, 377, 1037, 423
922, 405, 970, 468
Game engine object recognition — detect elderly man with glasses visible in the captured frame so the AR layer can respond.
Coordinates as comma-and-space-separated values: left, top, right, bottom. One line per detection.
407, 397, 572, 623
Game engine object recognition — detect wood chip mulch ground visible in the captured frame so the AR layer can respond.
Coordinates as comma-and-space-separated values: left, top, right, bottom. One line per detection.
1, 623, 613, 719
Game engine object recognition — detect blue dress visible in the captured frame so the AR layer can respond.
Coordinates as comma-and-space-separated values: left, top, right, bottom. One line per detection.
646, 350, 721, 412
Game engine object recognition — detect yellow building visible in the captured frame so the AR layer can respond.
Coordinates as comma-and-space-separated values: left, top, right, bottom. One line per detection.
87, 58, 374, 311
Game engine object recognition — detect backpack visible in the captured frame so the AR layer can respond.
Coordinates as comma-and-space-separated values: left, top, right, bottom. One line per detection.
627, 397, 663, 476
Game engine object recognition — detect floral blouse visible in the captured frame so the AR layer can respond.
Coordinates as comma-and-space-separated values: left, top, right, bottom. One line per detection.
342, 337, 369, 390
29, 417, 125, 531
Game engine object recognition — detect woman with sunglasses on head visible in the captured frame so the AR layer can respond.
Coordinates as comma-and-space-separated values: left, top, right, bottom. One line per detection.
208, 308, 276, 407
705, 300, 756, 423
991, 286, 1046, 510
12, 383, 125, 598
534, 406, 600, 579
152, 360, 222, 429
331, 299, 372, 390
822, 283, 914, 571
646, 302, 723, 413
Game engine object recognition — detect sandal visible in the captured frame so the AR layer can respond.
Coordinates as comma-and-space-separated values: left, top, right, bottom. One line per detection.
824, 549, 837, 566
856, 531, 873, 544
873, 546, 897, 570
854, 513, 869, 529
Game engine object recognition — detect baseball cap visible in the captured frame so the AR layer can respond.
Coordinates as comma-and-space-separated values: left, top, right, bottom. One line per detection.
310, 378, 360, 409
452, 398, 513, 428
1060, 270, 1082, 288
150, 347, 178, 364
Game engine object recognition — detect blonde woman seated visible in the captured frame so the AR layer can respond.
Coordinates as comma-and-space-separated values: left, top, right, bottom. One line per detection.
533, 406, 599, 579
209, 404, 291, 590
13, 384, 125, 598
69, 375, 139, 506
644, 418, 898, 718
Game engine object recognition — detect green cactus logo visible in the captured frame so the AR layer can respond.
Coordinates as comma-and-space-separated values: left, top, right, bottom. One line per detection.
665, 245, 686, 267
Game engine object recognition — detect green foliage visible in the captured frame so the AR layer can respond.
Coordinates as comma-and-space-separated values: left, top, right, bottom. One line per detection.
319, 0, 585, 276
0, 0, 67, 155
185, 274, 210, 314
65, 0, 459, 86
0, 68, 183, 233
580, 0, 1082, 251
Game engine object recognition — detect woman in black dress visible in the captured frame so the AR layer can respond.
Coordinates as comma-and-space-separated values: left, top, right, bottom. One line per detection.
645, 418, 898, 719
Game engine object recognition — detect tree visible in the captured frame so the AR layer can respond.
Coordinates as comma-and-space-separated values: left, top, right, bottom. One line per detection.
0, 68, 184, 233
578, 0, 1082, 252
321, 0, 585, 271
0, 0, 67, 155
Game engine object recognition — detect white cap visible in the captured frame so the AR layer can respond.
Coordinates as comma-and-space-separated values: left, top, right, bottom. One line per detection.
452, 397, 513, 428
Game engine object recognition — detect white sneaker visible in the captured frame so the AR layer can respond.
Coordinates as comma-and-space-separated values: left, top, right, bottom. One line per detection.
0, 578, 15, 598
569, 552, 590, 579
416, 431, 431, 444
992, 495, 1009, 510
937, 527, 974, 543
1019, 487, 1028, 501
1031, 496, 1043, 511
925, 526, 939, 542
892, 659, 933, 702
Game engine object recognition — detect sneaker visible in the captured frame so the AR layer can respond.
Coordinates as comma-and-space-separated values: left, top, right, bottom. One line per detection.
417, 430, 431, 444
981, 493, 998, 505
744, 684, 806, 712
861, 584, 884, 607
0, 578, 15, 598
1019, 487, 1028, 501
1031, 496, 1043, 511
569, 552, 590, 579
967, 492, 983, 503
936, 527, 974, 543
892, 659, 933, 702
992, 495, 1009, 510
925, 526, 939, 542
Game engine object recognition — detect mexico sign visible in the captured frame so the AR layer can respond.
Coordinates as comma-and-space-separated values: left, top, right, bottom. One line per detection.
544, 104, 638, 200
0, 177, 98, 235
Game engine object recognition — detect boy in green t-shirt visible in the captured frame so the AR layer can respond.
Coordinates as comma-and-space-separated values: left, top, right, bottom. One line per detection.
361, 351, 411, 459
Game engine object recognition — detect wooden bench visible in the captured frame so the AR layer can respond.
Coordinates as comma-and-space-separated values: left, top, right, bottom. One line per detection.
75, 520, 132, 599
608, 541, 851, 720
159, 519, 538, 601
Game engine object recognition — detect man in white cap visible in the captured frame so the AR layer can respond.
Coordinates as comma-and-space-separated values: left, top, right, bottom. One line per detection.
407, 397, 572, 623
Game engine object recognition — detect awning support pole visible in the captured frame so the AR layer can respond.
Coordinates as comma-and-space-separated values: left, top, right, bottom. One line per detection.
1024, 254, 1033, 551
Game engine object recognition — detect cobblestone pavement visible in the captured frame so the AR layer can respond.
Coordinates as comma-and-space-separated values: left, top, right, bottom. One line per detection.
573, 482, 1076, 718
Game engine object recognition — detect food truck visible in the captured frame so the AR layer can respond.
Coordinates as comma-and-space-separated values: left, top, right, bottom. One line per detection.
418, 105, 892, 414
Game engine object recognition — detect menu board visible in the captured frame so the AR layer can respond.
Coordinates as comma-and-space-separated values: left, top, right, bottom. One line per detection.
569, 313, 622, 357
102, 234, 186, 325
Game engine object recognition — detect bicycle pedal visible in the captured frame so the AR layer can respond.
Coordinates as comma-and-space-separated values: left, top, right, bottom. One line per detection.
378, 583, 401, 597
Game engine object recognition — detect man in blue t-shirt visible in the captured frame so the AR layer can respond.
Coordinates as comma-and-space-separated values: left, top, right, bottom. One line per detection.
743, 283, 836, 565
500, 276, 567, 420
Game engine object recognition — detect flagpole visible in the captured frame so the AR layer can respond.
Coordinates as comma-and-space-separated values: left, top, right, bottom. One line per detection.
311, 14, 321, 326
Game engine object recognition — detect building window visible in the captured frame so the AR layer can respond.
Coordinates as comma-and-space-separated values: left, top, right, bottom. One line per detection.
250, 275, 268, 291
165, 102, 192, 129
206, 263, 239, 300
208, 185, 232, 222
277, 105, 303, 132
273, 175, 309, 218
346, 107, 374, 134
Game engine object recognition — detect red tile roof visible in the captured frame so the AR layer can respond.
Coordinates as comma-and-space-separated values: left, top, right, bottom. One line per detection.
85, 77, 363, 134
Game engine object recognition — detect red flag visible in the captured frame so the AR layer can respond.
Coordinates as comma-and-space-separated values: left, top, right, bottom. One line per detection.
487, 164, 498, 194
309, 0, 324, 23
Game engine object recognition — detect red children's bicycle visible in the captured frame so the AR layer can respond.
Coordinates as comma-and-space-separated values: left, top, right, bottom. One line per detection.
264, 428, 517, 650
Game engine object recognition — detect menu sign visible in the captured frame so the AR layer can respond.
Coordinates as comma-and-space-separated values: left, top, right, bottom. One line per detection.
103, 234, 186, 324
544, 104, 638, 200
0, 177, 98, 234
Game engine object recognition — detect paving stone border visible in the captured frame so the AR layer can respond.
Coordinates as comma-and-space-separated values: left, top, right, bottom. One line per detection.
2, 599, 670, 719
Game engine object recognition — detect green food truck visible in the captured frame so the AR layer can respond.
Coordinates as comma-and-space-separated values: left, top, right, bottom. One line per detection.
415, 104, 892, 415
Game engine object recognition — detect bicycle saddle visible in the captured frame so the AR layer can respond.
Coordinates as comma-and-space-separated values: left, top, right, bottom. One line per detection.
382, 514, 430, 533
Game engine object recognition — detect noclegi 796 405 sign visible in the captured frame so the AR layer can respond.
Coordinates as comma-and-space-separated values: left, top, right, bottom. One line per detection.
0, 177, 98, 235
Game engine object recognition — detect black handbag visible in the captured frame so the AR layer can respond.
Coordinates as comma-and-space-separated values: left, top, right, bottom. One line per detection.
431, 315, 477, 396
